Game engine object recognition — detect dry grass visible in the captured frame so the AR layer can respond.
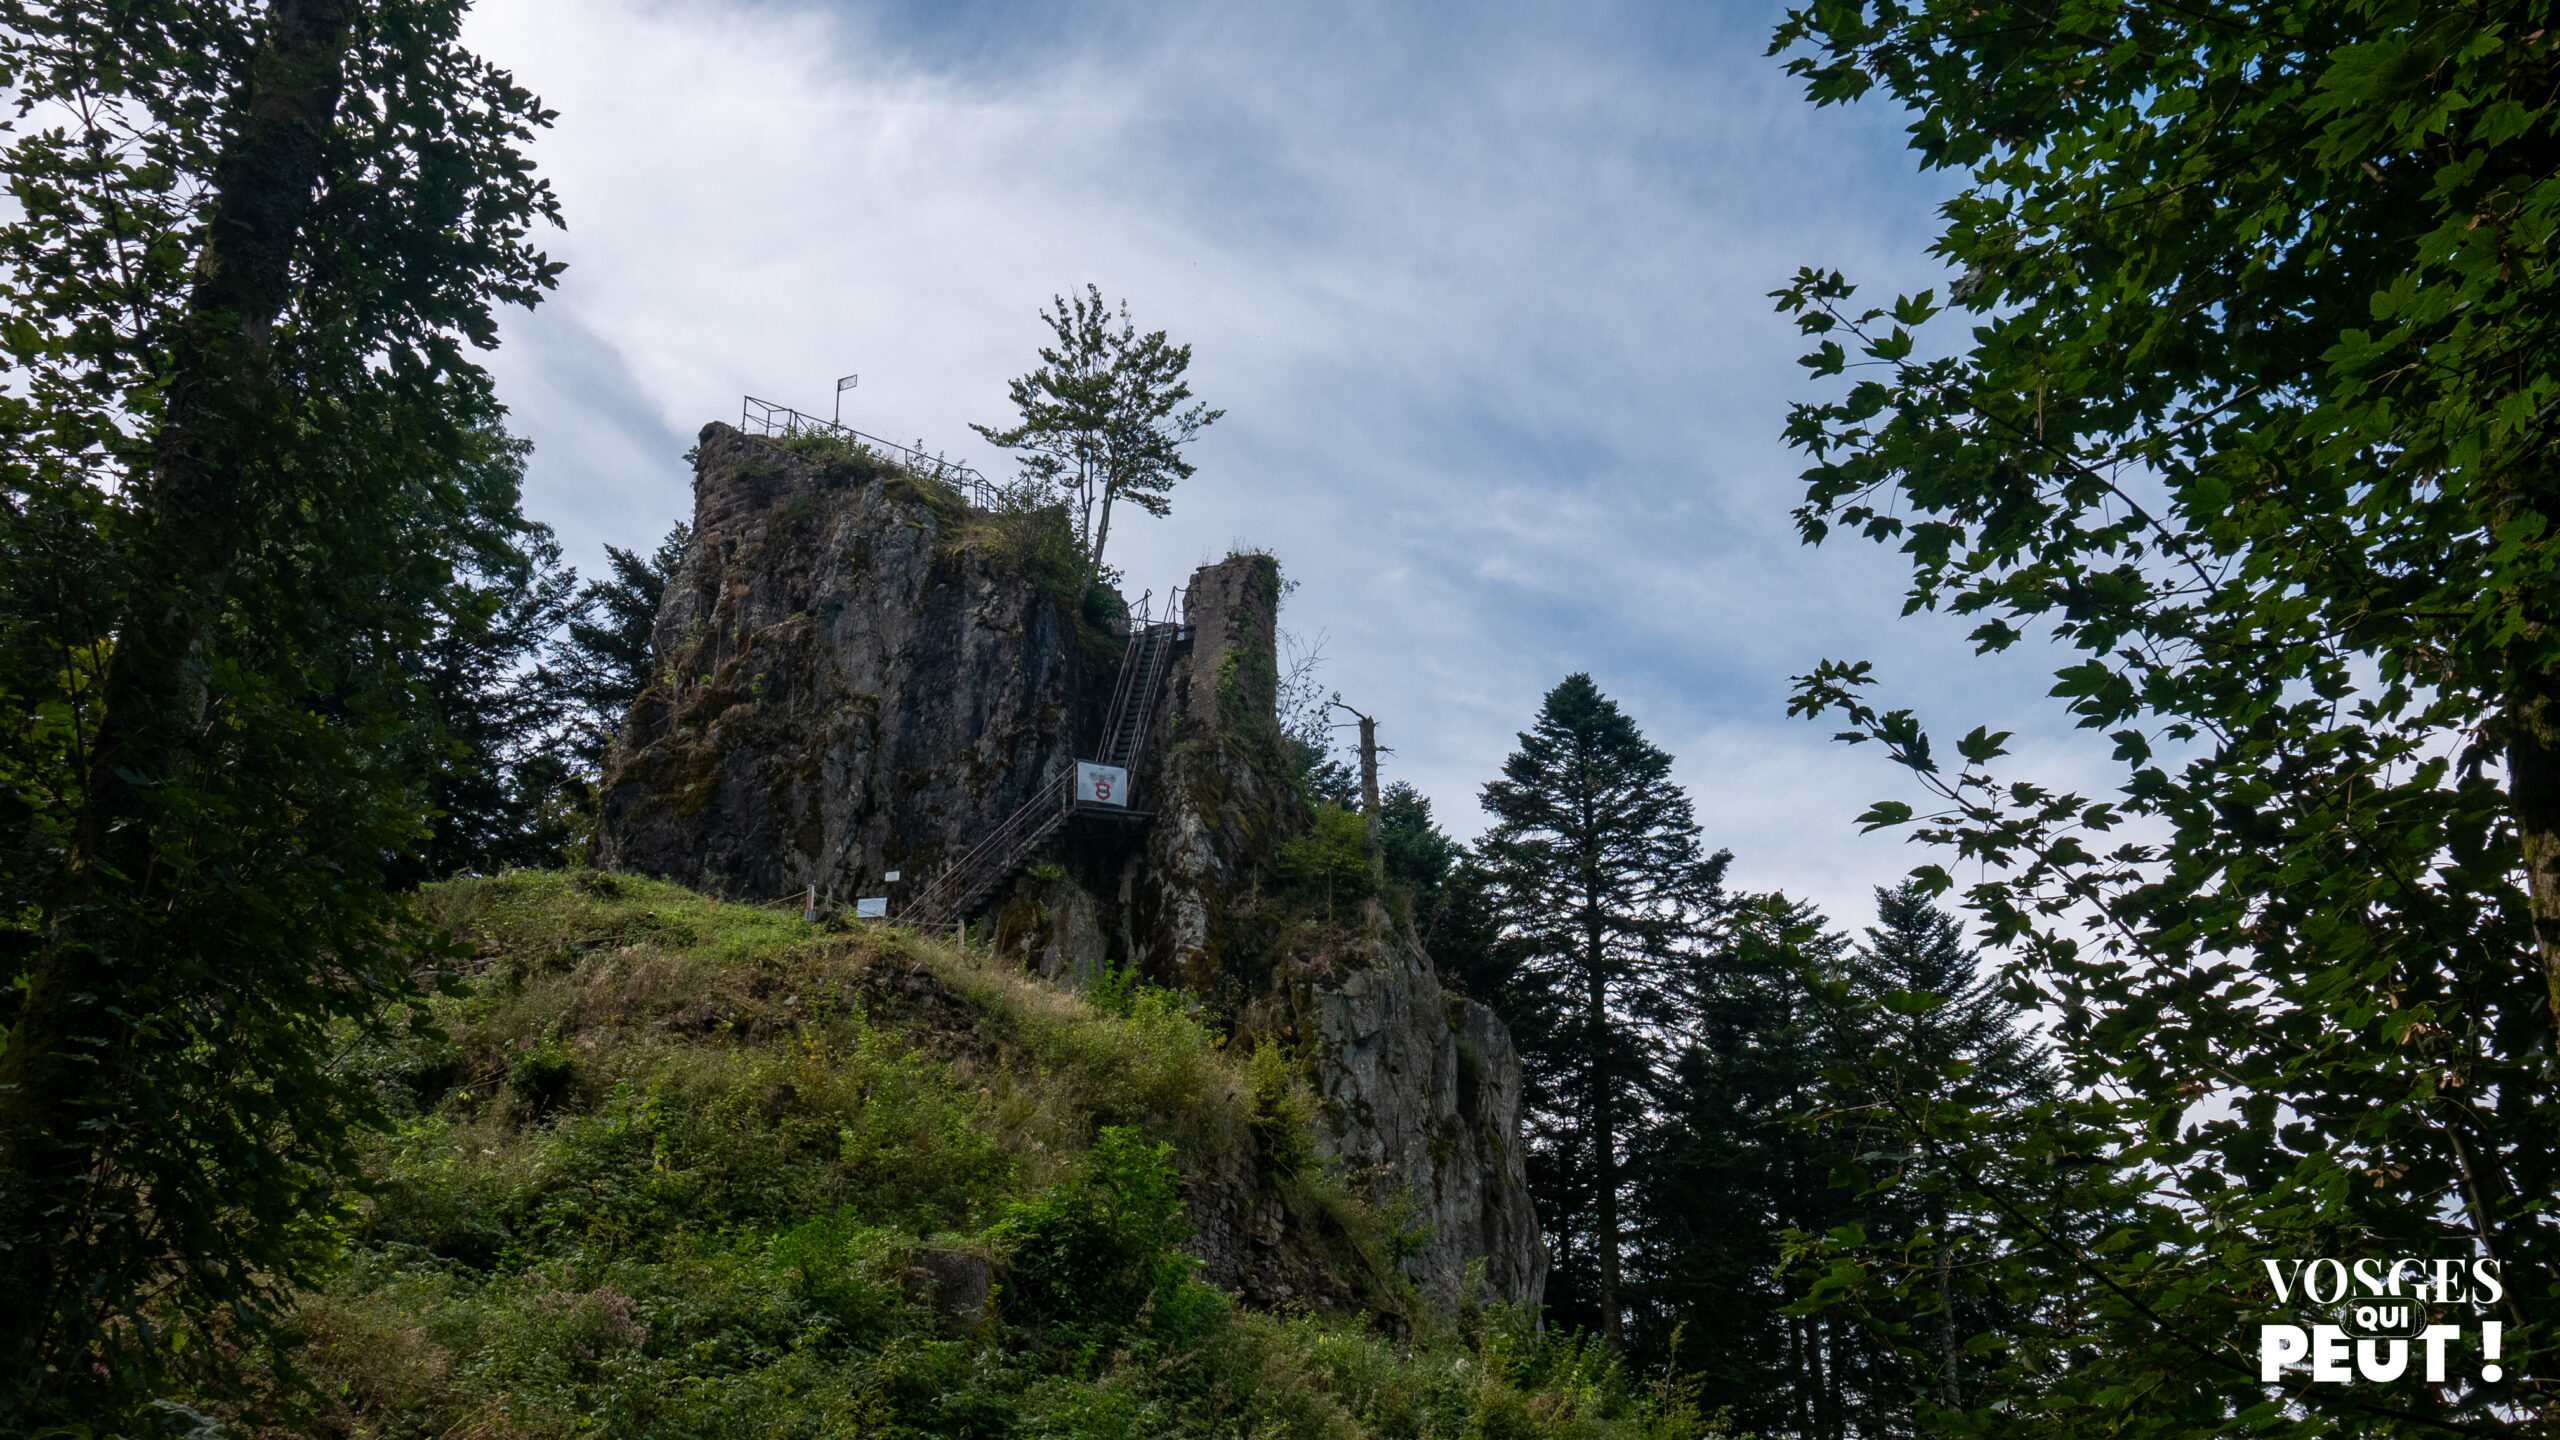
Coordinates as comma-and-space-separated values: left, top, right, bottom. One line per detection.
244, 870, 1721, 1440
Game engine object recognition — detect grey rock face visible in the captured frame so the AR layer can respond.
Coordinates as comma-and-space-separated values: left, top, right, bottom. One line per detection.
1303, 910, 1544, 1309
594, 424, 1102, 904
596, 428, 1544, 1309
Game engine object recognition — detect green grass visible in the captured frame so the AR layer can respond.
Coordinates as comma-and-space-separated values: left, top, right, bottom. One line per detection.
236, 871, 1725, 1439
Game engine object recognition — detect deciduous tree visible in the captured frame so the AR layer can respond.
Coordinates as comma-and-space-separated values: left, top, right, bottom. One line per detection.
1772, 0, 2560, 1430
973, 285, 1221, 587
0, 0, 556, 1420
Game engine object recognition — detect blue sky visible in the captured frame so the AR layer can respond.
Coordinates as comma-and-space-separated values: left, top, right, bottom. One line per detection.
462, 0, 2109, 931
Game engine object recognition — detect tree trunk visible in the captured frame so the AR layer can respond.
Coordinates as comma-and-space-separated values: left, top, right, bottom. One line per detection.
1931, 1194, 1959, 1409
1806, 1313, 1833, 1440
1790, 1317, 1816, 1437
1088, 479, 1116, 593
1590, 903, 1621, 1350
0, 0, 358, 1371
2516, 689, 2560, 1057
1358, 713, 1380, 847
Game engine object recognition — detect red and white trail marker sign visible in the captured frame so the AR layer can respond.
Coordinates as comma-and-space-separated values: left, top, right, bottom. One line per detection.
1076, 762, 1129, 807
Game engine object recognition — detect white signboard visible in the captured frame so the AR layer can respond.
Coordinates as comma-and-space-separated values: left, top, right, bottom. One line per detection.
855, 897, 888, 919
1076, 762, 1130, 807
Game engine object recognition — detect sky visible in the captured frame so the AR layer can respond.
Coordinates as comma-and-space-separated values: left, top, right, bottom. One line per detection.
460, 0, 2118, 934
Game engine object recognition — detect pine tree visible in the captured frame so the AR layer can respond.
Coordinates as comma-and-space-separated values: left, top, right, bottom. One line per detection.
1855, 881, 2047, 1115
1633, 896, 1863, 1437
1632, 886, 2054, 1439
1376, 781, 1507, 1012
1816, 883, 2055, 1432
409, 514, 581, 878
561, 521, 688, 768
1478, 674, 1727, 1349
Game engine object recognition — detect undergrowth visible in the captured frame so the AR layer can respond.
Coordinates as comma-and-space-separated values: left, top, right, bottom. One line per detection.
205, 871, 1721, 1439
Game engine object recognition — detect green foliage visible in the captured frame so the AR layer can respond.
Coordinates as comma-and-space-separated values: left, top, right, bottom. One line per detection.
1080, 955, 1190, 1022
1769, 0, 2560, 1432
405, 489, 585, 881
1377, 783, 1503, 999
503, 1038, 582, 1118
1279, 802, 1379, 915
243, 873, 1713, 1439
0, 0, 559, 1423
1478, 675, 1729, 1347
772, 429, 884, 466
561, 521, 690, 769
1633, 886, 2055, 1436
962, 493, 1092, 615
991, 1127, 1198, 1336
971, 284, 1224, 584
1247, 1039, 1322, 1176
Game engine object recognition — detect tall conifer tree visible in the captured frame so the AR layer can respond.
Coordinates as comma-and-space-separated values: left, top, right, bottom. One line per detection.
1479, 673, 1727, 1348
1636, 887, 2053, 1439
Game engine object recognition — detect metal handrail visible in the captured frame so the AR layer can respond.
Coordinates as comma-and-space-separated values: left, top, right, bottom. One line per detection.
899, 768, 1075, 927
739, 396, 999, 508
898, 588, 1189, 928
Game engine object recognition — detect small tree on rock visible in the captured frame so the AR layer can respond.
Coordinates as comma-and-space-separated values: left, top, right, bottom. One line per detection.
973, 285, 1221, 587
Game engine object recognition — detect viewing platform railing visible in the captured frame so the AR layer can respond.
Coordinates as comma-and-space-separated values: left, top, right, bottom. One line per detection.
739, 395, 999, 509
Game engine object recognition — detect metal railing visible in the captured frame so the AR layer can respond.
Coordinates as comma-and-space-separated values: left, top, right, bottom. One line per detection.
739, 396, 999, 508
899, 768, 1076, 928
898, 583, 1191, 928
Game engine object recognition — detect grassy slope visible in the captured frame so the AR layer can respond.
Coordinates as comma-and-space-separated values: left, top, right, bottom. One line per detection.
279, 871, 1716, 1439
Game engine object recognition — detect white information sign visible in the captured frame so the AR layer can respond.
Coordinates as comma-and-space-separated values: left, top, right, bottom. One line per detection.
855, 897, 888, 919
1076, 762, 1130, 807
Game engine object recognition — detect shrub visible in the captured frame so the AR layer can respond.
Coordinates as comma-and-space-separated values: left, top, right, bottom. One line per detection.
1279, 803, 1377, 914
991, 1127, 1194, 1336
963, 497, 1086, 607
506, 1038, 581, 1117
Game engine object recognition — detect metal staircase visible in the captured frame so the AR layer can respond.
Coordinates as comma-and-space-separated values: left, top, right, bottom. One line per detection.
899, 592, 1187, 928
1097, 619, 1178, 769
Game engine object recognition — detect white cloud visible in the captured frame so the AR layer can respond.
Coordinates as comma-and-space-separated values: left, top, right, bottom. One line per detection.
463, 0, 2103, 934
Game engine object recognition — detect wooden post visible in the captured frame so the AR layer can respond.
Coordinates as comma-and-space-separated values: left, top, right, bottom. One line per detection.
1325, 699, 1387, 857
1358, 712, 1381, 848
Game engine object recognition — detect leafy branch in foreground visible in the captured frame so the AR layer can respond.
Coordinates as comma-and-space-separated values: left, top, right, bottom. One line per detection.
1767, 0, 2560, 1434
0, 0, 557, 1424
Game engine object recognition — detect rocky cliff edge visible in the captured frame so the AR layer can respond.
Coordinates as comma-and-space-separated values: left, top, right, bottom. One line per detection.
595, 423, 1545, 1311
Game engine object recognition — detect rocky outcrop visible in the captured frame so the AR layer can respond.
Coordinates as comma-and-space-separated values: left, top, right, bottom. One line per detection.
596, 425, 1545, 1310
1302, 916, 1544, 1308
594, 424, 1106, 903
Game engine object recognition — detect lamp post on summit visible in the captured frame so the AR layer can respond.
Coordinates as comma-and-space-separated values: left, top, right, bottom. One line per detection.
834, 373, 858, 426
